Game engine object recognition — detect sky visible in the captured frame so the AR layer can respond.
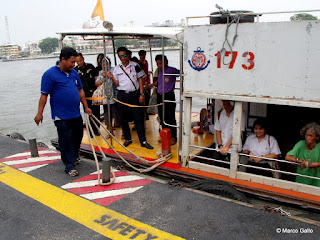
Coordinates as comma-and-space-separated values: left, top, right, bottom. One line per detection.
0, 0, 319, 46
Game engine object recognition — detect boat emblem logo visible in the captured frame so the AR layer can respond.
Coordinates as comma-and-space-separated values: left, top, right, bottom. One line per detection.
188, 47, 210, 71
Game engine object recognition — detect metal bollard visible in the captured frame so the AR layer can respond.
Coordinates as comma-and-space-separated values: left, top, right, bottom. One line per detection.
102, 157, 111, 183
28, 139, 39, 158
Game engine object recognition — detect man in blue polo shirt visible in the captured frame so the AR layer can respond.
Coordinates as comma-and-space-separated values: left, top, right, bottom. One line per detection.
34, 47, 92, 177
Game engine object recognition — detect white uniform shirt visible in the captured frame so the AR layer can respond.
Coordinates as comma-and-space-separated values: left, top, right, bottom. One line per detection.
243, 134, 281, 163
214, 109, 245, 147
113, 61, 145, 92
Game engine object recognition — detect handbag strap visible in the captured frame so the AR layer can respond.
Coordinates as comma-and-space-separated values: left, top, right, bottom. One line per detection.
120, 65, 138, 91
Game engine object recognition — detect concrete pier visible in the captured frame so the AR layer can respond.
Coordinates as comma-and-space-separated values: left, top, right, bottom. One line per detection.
0, 134, 319, 239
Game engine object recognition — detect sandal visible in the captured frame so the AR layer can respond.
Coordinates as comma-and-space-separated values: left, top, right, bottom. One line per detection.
75, 159, 82, 165
68, 169, 79, 177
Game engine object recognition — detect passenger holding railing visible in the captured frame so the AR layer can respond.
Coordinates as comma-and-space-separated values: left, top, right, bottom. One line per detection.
213, 100, 245, 164
242, 118, 281, 177
147, 55, 180, 145
285, 122, 320, 187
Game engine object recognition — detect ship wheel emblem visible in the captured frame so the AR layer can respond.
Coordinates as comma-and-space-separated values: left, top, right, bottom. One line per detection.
188, 47, 210, 71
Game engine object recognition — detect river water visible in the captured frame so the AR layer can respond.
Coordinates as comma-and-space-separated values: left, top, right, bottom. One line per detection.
0, 51, 205, 147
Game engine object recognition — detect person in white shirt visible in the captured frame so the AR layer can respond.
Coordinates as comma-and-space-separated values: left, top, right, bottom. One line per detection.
242, 118, 281, 177
214, 100, 246, 155
107, 47, 153, 149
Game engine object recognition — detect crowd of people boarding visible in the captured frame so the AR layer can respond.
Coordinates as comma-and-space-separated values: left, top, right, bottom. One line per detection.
35, 46, 179, 177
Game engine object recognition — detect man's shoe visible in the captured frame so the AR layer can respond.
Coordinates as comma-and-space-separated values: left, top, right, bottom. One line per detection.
123, 140, 132, 147
171, 138, 177, 145
141, 141, 154, 149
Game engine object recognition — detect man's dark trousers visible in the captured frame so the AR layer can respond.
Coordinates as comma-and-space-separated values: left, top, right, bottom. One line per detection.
117, 90, 146, 143
54, 116, 83, 173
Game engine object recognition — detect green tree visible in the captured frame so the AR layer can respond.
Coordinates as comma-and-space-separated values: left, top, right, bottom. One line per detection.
114, 39, 132, 49
290, 13, 318, 21
38, 37, 59, 54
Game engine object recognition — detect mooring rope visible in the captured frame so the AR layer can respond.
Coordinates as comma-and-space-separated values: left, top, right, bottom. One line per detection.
85, 113, 116, 186
84, 113, 172, 185
216, 4, 242, 66
113, 98, 163, 108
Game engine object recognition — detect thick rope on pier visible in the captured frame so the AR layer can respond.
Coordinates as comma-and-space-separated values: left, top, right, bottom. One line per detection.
85, 113, 172, 185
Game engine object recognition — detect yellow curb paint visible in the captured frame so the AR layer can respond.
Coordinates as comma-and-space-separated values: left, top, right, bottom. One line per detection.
0, 163, 184, 240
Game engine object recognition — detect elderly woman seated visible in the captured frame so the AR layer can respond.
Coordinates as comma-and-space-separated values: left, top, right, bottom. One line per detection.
242, 118, 281, 177
285, 122, 320, 187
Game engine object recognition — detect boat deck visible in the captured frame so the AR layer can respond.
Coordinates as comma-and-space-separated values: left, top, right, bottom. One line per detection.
82, 113, 213, 164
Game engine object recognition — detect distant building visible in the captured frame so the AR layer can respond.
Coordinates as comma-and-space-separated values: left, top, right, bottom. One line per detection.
62, 36, 113, 53
149, 19, 185, 27
24, 41, 41, 56
0, 44, 19, 57
124, 21, 135, 27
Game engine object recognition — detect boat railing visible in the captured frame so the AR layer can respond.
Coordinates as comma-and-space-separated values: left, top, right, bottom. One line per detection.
189, 145, 320, 183
185, 9, 320, 25
159, 41, 184, 157
238, 153, 320, 182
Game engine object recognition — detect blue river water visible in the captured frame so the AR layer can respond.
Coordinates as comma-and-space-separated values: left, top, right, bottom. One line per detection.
0, 51, 205, 147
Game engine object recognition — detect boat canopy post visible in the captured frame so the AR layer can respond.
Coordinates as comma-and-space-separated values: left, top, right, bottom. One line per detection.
112, 36, 117, 65
229, 101, 243, 178
103, 35, 113, 145
161, 37, 165, 123
178, 43, 184, 161
181, 96, 192, 167
59, 34, 65, 49
148, 39, 154, 73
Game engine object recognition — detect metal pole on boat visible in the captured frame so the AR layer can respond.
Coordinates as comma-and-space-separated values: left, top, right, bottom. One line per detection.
102, 157, 111, 183
161, 37, 165, 121
148, 39, 153, 73
28, 138, 39, 158
103, 35, 113, 145
178, 43, 184, 162
112, 36, 117, 65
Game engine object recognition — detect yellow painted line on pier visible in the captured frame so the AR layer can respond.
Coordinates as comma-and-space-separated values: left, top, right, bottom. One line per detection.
0, 163, 184, 240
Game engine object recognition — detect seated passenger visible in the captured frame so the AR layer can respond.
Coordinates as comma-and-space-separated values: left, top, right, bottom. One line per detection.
242, 118, 281, 177
199, 108, 210, 134
285, 122, 320, 187
213, 100, 245, 164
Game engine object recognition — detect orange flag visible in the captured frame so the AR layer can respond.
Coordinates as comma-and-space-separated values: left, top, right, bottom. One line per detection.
91, 0, 105, 21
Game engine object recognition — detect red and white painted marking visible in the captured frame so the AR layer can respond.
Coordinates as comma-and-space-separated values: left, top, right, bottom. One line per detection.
61, 170, 153, 206
0, 150, 61, 172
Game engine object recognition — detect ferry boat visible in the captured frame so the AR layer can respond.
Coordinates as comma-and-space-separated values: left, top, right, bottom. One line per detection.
53, 8, 320, 211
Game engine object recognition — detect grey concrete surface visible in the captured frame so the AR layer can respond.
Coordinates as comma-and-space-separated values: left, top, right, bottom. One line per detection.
1, 134, 319, 240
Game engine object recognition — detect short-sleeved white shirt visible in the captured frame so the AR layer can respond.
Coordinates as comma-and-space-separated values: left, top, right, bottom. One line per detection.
243, 134, 281, 163
214, 109, 245, 147
113, 61, 145, 92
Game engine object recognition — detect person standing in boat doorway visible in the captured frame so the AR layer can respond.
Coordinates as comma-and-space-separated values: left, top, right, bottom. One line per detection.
147, 55, 180, 145
75, 53, 100, 137
107, 47, 154, 149
213, 100, 246, 166
138, 50, 151, 121
34, 47, 92, 177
